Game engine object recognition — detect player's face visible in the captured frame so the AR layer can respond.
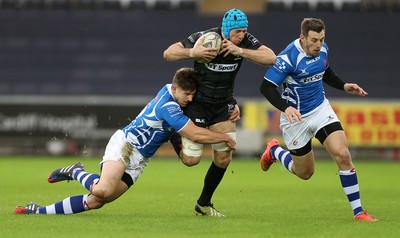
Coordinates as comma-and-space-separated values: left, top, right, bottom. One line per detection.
229, 28, 247, 45
301, 30, 325, 57
172, 86, 195, 108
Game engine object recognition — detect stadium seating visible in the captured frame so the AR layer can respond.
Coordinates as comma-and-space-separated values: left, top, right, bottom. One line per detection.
178, 0, 196, 11
1, 0, 398, 12
0, 0, 398, 97
128, 0, 146, 10
316, 1, 336, 12
0, 0, 398, 156
265, 1, 286, 11
341, 1, 362, 12
291, 1, 310, 12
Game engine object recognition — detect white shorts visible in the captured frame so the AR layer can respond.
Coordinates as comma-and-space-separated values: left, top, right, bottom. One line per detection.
100, 129, 149, 184
280, 99, 340, 150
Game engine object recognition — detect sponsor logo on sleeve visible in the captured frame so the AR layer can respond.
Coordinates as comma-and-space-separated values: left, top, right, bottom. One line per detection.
167, 105, 183, 117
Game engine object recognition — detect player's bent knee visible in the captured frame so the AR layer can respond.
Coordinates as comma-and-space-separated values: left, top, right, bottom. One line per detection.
296, 169, 314, 180
91, 186, 113, 200
211, 132, 236, 152
213, 150, 233, 168
337, 149, 351, 160
299, 172, 313, 180
182, 137, 203, 157
214, 158, 231, 168
181, 155, 201, 167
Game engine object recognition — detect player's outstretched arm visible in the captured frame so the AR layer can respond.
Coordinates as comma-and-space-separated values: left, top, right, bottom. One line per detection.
179, 120, 236, 151
220, 41, 276, 66
163, 36, 218, 62
344, 83, 368, 96
163, 42, 191, 61
240, 45, 276, 66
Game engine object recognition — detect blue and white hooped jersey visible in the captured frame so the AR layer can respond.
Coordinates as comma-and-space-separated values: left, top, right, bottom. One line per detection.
264, 39, 329, 115
122, 84, 190, 158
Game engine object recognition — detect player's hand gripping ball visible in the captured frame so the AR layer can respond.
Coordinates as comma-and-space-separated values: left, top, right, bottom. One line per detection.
195, 32, 222, 63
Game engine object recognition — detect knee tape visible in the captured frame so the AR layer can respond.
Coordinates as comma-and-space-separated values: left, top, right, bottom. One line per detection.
211, 132, 236, 152
182, 137, 203, 157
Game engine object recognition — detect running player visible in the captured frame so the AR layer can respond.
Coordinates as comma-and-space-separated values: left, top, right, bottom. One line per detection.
259, 18, 377, 222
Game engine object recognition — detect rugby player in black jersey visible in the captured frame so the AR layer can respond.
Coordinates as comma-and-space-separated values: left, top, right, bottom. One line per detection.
163, 9, 276, 217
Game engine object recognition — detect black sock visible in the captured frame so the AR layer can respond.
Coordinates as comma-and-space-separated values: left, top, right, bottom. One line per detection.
197, 162, 226, 206
169, 131, 182, 159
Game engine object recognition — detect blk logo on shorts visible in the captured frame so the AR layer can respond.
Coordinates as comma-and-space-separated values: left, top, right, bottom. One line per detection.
228, 104, 235, 113
195, 118, 205, 124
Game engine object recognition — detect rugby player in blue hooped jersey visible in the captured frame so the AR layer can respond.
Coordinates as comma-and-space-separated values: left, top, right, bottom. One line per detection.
259, 18, 377, 222
163, 8, 276, 217
13, 67, 236, 215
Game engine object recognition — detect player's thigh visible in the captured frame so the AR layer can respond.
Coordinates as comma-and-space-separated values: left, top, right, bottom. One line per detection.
323, 130, 353, 169
94, 160, 129, 201
208, 120, 236, 133
209, 121, 235, 167
280, 115, 313, 151
323, 130, 348, 152
181, 136, 203, 167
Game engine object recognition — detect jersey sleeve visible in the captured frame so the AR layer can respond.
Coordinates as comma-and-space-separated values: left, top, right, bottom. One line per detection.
243, 32, 262, 50
159, 101, 190, 132
264, 54, 294, 86
181, 31, 203, 48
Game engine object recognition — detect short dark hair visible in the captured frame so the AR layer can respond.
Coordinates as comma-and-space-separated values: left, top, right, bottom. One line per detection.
172, 67, 201, 91
301, 18, 325, 37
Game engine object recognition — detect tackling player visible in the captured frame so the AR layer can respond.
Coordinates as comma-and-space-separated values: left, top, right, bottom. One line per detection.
259, 18, 377, 222
13, 67, 236, 215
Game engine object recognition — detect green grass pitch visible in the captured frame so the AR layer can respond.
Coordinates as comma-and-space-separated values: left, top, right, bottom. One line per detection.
1, 156, 399, 238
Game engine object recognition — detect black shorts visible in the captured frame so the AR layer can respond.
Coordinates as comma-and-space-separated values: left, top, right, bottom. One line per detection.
183, 98, 237, 128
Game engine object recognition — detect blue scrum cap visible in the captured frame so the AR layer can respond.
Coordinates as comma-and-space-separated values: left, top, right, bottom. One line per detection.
221, 9, 248, 40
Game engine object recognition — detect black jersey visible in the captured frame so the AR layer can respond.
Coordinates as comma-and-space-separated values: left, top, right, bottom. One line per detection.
181, 27, 262, 104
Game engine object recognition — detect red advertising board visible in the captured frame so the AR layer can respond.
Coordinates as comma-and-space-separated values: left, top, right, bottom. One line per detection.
243, 100, 400, 147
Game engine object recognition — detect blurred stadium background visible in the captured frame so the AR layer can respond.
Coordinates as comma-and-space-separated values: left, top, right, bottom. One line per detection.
0, 0, 399, 160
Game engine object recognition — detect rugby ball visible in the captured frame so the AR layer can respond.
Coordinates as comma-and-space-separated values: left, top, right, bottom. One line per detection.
202, 32, 222, 54
195, 32, 222, 63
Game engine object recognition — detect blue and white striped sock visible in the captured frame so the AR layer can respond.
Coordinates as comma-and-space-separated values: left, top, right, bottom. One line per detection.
339, 168, 363, 216
72, 170, 100, 191
37, 194, 89, 214
271, 146, 293, 172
